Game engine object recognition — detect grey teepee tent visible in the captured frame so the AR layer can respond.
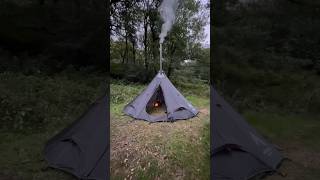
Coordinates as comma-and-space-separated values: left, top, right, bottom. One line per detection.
211, 86, 283, 179
123, 71, 198, 122
44, 95, 109, 180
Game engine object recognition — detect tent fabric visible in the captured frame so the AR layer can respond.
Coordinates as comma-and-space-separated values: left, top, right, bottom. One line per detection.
123, 71, 198, 122
44, 95, 108, 180
211, 86, 283, 179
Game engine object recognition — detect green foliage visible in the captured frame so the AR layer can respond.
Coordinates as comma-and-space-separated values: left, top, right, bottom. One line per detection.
171, 72, 209, 97
110, 82, 144, 105
0, 71, 105, 179
110, 62, 155, 83
111, 0, 209, 81
213, 0, 320, 115
213, 62, 320, 114
0, 71, 106, 133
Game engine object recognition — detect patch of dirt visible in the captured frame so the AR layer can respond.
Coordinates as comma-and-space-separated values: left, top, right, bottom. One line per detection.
111, 108, 209, 179
199, 108, 209, 116
265, 141, 320, 180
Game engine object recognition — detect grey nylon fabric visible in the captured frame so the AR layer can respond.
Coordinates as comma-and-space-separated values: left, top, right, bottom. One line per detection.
123, 72, 198, 122
44, 95, 108, 180
211, 86, 283, 179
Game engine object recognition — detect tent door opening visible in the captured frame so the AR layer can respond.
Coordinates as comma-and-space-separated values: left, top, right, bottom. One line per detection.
146, 86, 167, 116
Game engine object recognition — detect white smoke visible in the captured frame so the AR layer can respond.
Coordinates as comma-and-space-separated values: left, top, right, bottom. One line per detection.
158, 0, 179, 44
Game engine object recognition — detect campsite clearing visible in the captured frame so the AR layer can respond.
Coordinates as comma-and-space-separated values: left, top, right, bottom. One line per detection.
110, 82, 210, 180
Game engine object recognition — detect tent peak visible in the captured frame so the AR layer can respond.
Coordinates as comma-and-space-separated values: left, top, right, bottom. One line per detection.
156, 70, 167, 78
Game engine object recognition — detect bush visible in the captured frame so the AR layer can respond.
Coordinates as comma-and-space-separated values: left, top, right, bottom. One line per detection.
110, 63, 155, 83
0, 71, 105, 133
213, 63, 320, 114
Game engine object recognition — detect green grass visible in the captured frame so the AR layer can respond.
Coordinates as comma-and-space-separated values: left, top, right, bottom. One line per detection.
134, 159, 168, 180
304, 169, 320, 180
0, 132, 75, 179
167, 119, 210, 180
244, 111, 320, 151
110, 82, 145, 116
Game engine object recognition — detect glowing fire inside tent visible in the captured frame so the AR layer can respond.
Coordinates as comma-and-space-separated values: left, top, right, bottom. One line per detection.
154, 101, 160, 107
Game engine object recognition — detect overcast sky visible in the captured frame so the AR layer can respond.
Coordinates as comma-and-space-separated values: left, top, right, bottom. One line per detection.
200, 0, 210, 48
203, 22, 210, 47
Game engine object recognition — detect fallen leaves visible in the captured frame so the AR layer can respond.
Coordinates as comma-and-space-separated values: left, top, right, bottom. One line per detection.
110, 108, 210, 179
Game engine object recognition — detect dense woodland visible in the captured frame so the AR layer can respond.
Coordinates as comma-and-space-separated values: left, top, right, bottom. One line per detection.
110, 0, 210, 83
0, 0, 107, 73
0, 1, 110, 134
0, 2, 110, 178
212, 0, 320, 114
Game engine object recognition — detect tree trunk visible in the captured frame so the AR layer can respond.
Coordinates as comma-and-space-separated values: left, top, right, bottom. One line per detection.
125, 33, 128, 64
121, 50, 125, 64
144, 14, 148, 69
149, 21, 158, 69
132, 40, 136, 64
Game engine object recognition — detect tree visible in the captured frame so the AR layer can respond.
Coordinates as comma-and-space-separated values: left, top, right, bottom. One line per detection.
110, 0, 209, 79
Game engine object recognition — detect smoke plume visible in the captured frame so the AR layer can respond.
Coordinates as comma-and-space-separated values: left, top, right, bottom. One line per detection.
159, 0, 179, 44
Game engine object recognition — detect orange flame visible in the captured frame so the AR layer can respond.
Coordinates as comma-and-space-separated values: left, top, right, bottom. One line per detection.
154, 102, 159, 107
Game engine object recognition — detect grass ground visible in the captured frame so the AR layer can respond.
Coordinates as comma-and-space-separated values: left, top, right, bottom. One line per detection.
245, 111, 320, 180
110, 82, 210, 180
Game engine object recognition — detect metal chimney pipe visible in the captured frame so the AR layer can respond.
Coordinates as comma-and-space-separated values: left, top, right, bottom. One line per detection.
159, 43, 163, 72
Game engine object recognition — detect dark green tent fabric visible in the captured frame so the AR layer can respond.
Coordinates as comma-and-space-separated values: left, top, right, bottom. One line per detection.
44, 95, 108, 180
211, 86, 283, 179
